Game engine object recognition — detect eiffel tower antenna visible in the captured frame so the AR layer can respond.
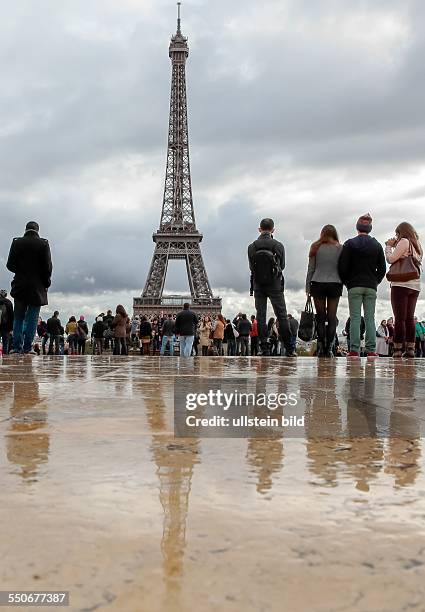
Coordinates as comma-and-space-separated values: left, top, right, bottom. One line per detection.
177, 2, 181, 34
134, 6, 221, 317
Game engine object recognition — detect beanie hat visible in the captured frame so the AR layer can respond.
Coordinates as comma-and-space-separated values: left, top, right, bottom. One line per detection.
356, 213, 372, 234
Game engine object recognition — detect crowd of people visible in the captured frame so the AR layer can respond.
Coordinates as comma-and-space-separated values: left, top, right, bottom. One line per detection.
0, 215, 423, 358
0, 301, 296, 357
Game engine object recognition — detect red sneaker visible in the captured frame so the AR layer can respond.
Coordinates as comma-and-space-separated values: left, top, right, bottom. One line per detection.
347, 351, 360, 358
366, 352, 379, 357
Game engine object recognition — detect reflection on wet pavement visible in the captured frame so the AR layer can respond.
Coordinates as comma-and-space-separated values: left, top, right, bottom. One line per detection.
0, 355, 424, 611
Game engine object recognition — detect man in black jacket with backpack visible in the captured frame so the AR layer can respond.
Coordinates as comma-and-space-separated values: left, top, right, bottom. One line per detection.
248, 218, 295, 357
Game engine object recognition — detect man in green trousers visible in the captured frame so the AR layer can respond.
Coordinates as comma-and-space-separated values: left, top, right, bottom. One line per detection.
338, 213, 386, 357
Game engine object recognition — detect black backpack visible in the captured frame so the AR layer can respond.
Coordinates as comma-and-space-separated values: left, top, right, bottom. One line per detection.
251, 243, 282, 285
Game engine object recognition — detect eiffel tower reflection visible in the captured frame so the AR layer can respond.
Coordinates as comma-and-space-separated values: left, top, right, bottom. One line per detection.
145, 384, 201, 608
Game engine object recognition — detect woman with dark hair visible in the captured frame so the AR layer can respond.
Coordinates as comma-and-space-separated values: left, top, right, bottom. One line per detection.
376, 319, 390, 356
112, 305, 129, 355
306, 225, 343, 357
386, 222, 422, 358
139, 315, 152, 356
386, 316, 394, 356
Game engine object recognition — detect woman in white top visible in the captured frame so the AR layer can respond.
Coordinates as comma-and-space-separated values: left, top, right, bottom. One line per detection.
376, 319, 389, 356
385, 222, 422, 358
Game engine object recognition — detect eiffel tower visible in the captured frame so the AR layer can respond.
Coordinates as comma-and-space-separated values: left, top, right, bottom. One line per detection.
134, 4, 221, 317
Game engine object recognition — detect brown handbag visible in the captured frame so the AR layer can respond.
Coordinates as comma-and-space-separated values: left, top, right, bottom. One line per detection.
386, 242, 421, 282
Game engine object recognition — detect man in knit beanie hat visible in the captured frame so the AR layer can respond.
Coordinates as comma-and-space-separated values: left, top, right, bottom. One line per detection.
338, 212, 386, 357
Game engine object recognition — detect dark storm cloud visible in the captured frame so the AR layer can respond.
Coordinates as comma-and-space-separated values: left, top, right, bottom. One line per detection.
0, 0, 424, 300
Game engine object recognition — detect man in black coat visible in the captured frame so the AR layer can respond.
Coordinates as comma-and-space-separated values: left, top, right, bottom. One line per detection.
6, 222, 52, 354
175, 303, 198, 357
0, 289, 14, 354
92, 317, 106, 355
248, 218, 295, 357
103, 309, 114, 350
236, 314, 252, 356
46, 311, 63, 355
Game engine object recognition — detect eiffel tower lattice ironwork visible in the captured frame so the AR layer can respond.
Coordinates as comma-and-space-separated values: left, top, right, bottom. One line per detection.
134, 4, 221, 316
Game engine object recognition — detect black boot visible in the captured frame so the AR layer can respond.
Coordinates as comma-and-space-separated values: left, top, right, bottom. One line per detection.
316, 341, 325, 357
324, 341, 335, 358
325, 329, 336, 357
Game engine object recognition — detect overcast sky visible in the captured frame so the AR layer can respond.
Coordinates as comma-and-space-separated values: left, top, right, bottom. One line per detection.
0, 0, 424, 323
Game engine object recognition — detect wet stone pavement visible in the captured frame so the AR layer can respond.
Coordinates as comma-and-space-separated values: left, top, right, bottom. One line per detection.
0, 355, 425, 612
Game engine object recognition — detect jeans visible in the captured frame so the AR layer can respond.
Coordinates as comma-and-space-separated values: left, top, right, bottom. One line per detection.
179, 335, 194, 357
0, 329, 11, 354
391, 286, 419, 345
240, 336, 250, 356
114, 337, 127, 355
227, 338, 236, 356
152, 334, 161, 352
12, 301, 41, 353
48, 334, 60, 355
160, 335, 174, 356
254, 285, 292, 352
41, 334, 49, 355
68, 334, 78, 354
94, 338, 103, 355
348, 287, 377, 353
213, 338, 223, 355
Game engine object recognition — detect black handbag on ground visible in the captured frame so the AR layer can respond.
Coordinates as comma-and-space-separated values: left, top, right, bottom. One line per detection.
298, 295, 316, 342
